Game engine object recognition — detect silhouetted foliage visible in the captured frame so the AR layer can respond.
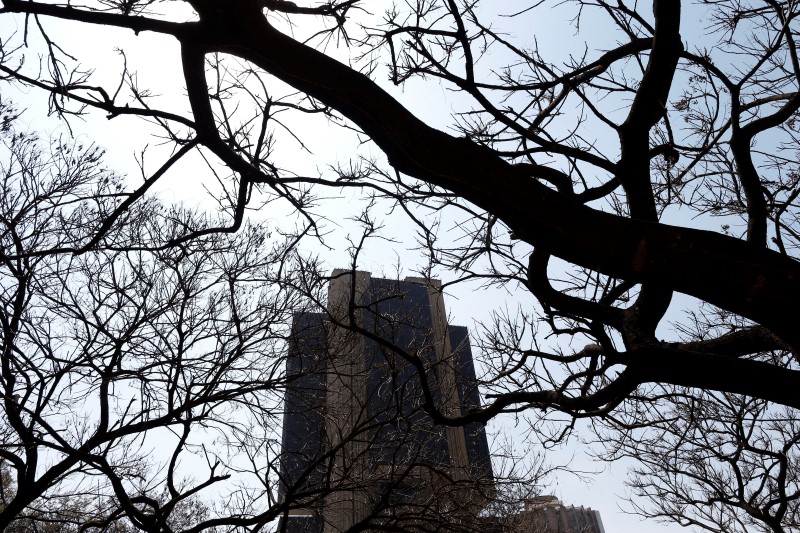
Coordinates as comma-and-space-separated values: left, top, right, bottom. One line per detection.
1, 0, 799, 531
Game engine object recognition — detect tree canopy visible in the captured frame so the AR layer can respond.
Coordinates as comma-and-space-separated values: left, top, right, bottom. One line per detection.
1, 0, 799, 531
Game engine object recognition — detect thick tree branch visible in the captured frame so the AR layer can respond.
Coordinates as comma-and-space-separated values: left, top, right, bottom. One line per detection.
185, 16, 800, 352
1, 0, 189, 37
10, 2, 796, 352
5, 1, 800, 408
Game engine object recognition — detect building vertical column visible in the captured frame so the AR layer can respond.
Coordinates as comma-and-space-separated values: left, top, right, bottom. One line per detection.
324, 269, 371, 533
405, 277, 470, 476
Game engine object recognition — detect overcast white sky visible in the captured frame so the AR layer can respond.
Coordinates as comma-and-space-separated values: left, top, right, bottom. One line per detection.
0, 2, 722, 531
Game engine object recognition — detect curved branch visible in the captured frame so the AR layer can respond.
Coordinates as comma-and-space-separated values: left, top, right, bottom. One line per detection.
1, 0, 189, 37
8, 1, 800, 402
172, 12, 800, 353
526, 249, 625, 329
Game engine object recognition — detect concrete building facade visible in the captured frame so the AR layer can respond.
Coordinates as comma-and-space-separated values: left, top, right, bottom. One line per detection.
278, 271, 493, 532
501, 497, 606, 533
277, 270, 606, 533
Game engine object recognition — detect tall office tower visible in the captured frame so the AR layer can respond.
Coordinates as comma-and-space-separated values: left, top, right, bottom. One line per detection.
278, 271, 494, 533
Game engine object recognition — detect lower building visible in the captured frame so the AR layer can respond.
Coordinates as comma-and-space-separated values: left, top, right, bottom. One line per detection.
498, 496, 606, 533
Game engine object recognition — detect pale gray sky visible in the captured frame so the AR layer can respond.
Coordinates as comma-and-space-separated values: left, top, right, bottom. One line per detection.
1, 2, 721, 531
